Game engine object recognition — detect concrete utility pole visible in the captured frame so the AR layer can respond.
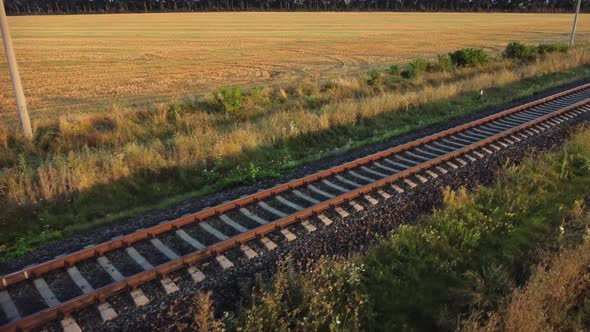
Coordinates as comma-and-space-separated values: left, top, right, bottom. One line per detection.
0, 0, 32, 139
570, 0, 583, 48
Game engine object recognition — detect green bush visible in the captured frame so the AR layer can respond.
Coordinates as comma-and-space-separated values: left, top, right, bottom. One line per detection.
239, 259, 367, 331
400, 69, 414, 79
388, 64, 400, 75
401, 58, 428, 79
449, 48, 488, 67
538, 43, 569, 55
362, 128, 590, 330
504, 42, 568, 62
504, 41, 540, 62
215, 85, 244, 113
367, 69, 381, 85
427, 53, 454, 72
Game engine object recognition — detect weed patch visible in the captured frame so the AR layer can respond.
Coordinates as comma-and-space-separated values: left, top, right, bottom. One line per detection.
504, 41, 569, 62
450, 48, 489, 67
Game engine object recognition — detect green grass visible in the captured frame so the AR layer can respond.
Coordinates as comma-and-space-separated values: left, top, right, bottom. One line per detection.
232, 126, 590, 331
2, 61, 590, 263
362, 151, 590, 330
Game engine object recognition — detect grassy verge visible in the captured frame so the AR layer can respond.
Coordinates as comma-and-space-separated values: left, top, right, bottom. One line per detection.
461, 236, 590, 331
1, 44, 590, 261
210, 126, 590, 331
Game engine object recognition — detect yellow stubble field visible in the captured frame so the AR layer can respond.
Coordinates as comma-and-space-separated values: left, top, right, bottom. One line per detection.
0, 12, 589, 123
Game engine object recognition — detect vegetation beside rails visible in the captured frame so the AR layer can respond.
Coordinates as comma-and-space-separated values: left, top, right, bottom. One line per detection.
1, 42, 590, 261
461, 236, 590, 331
192, 127, 590, 331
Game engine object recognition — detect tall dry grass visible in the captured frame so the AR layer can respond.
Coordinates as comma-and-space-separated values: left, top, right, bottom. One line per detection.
462, 229, 590, 332
1, 50, 589, 207
328, 51, 587, 123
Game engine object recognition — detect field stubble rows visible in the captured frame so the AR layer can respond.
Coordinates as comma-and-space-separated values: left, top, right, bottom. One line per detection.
1, 13, 590, 121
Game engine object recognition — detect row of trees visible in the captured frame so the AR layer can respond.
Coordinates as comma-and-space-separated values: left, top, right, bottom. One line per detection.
4, 0, 587, 15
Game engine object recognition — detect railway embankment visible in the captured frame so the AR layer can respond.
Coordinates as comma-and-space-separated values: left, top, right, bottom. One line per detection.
94, 105, 590, 331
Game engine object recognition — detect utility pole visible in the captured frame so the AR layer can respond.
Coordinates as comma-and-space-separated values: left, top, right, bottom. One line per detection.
570, 0, 582, 48
0, 0, 32, 139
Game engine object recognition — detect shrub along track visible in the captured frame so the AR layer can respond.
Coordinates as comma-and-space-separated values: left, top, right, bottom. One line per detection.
2, 84, 590, 331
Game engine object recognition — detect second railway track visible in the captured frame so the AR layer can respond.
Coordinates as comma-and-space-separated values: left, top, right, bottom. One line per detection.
2, 83, 590, 331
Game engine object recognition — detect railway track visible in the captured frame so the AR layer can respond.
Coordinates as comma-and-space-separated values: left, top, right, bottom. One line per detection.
2, 84, 590, 331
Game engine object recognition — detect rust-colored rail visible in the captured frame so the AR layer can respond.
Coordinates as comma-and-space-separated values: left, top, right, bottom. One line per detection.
2, 83, 588, 289
1, 84, 589, 331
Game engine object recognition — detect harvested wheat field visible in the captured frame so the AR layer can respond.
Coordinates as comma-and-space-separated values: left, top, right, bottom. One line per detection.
0, 12, 589, 123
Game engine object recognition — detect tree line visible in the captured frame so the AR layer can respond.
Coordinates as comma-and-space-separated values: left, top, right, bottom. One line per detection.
4, 0, 588, 15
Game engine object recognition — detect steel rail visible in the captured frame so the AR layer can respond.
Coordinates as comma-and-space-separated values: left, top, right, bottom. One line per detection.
1, 86, 589, 331
2, 83, 588, 290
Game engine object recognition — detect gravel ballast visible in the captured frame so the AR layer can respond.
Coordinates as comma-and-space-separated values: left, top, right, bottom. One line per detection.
88, 115, 590, 331
2, 79, 589, 275
1, 80, 588, 331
